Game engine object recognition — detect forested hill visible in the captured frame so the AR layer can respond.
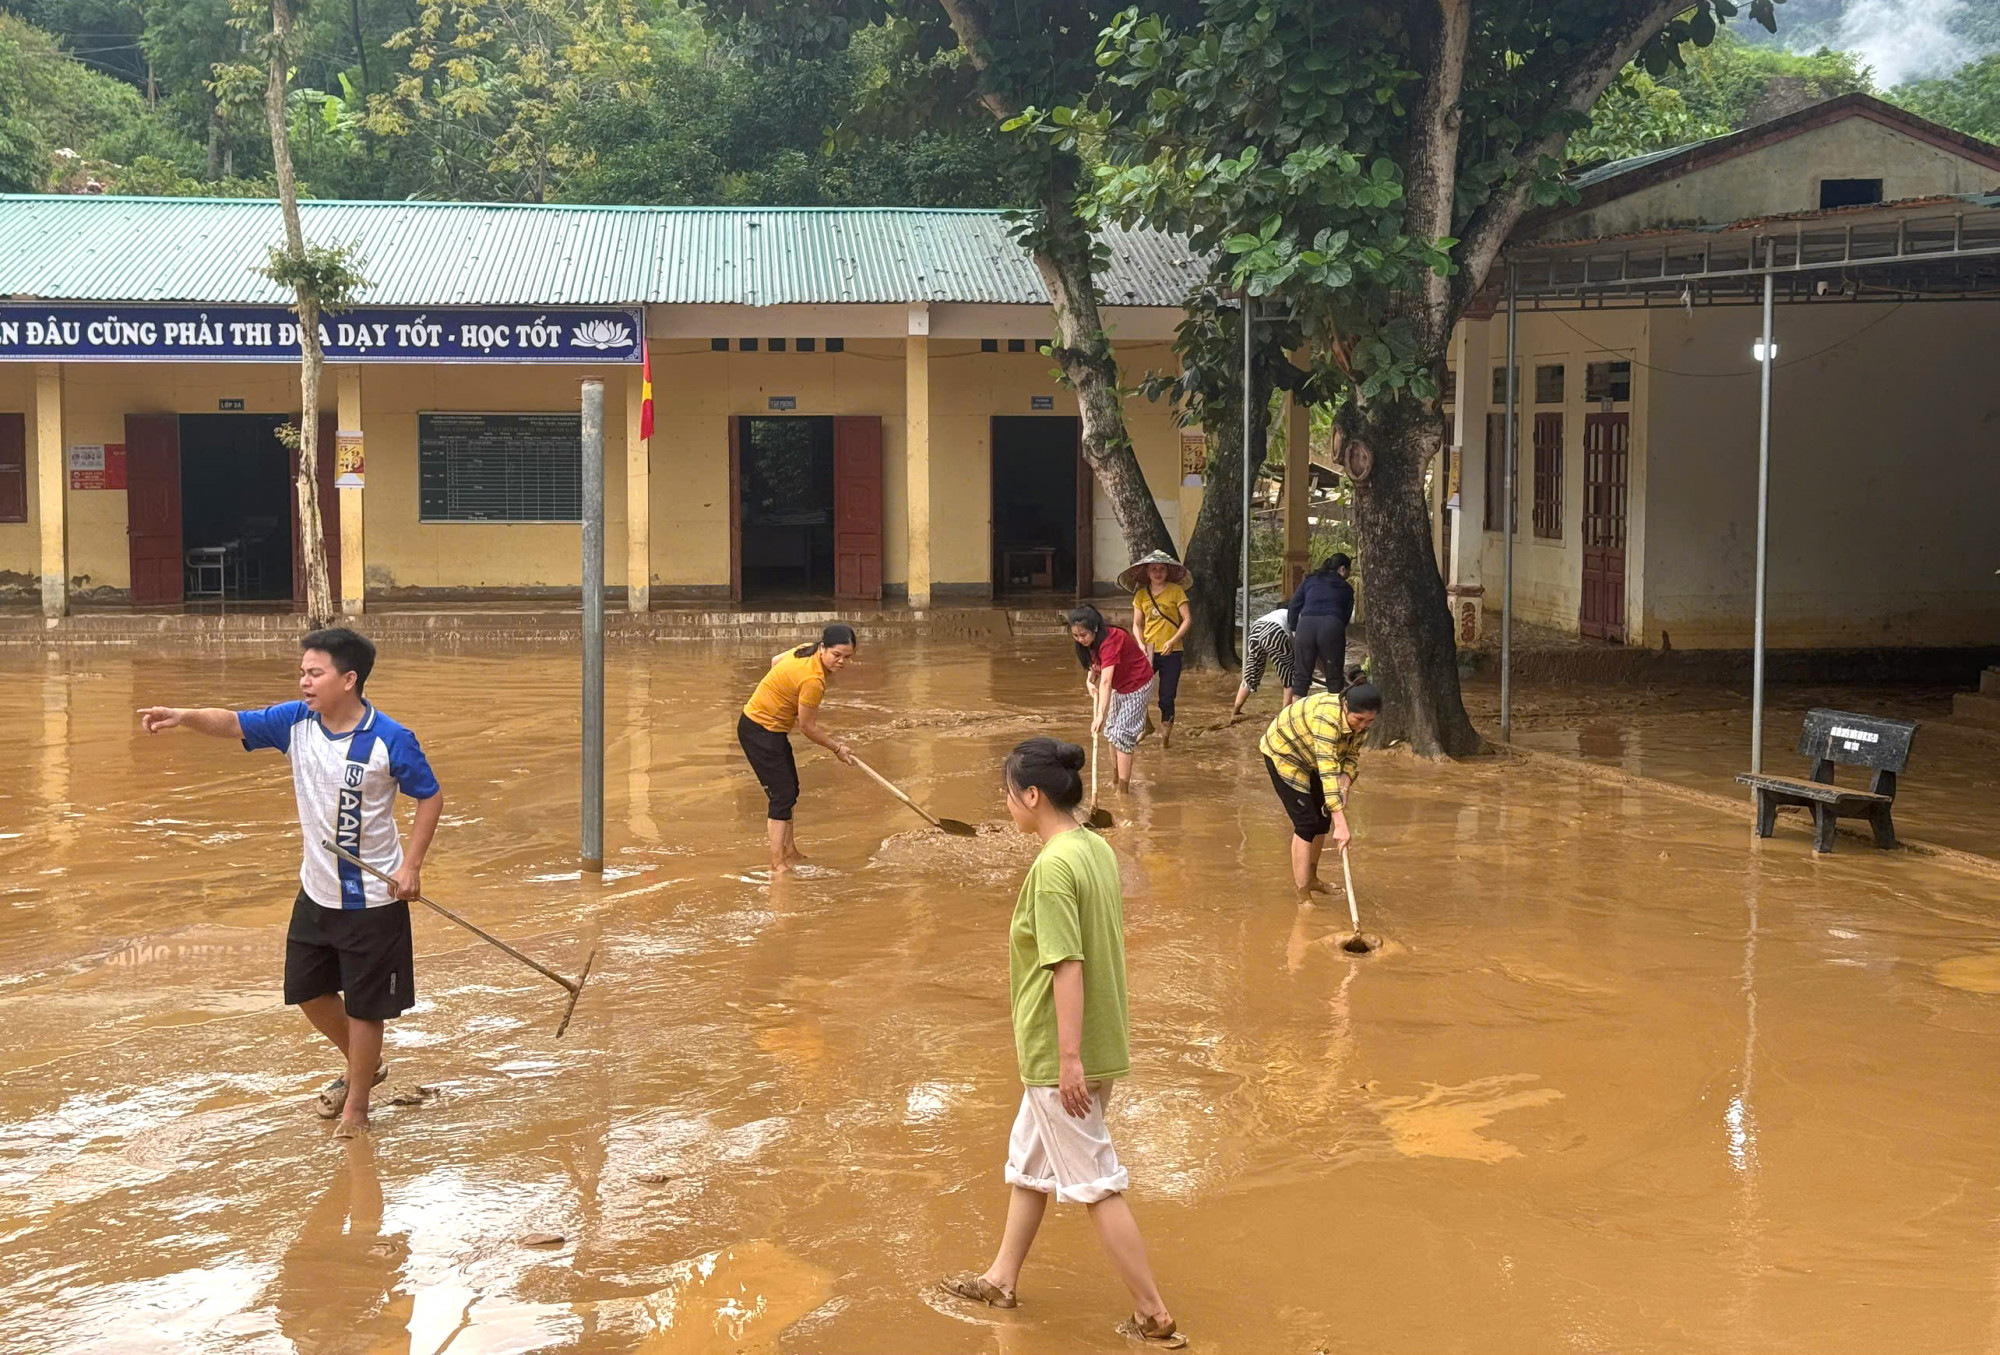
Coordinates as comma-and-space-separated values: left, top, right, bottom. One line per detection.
2, 0, 1998, 204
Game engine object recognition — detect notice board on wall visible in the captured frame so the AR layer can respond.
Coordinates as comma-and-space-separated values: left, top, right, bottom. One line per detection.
418, 412, 582, 522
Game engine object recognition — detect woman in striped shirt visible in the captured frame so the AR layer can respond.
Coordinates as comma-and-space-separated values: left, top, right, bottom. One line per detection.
1259, 677, 1380, 902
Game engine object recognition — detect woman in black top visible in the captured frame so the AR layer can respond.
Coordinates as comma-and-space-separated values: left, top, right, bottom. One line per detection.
1286, 553, 1354, 701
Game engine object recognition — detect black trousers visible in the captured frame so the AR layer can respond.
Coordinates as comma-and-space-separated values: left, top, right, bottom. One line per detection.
1290, 616, 1346, 697
1153, 651, 1183, 722
1265, 757, 1333, 842
737, 713, 800, 821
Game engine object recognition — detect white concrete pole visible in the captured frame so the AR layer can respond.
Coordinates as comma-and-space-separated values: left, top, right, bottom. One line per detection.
1240, 300, 1253, 654
1751, 243, 1776, 775
581, 378, 605, 873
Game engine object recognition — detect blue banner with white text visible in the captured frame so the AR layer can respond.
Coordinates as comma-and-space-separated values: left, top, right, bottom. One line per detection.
0, 304, 645, 363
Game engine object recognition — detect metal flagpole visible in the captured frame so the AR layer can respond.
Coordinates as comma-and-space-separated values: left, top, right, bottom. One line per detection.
1751, 241, 1776, 774
1241, 297, 1254, 657
580, 378, 605, 872
1501, 265, 1518, 743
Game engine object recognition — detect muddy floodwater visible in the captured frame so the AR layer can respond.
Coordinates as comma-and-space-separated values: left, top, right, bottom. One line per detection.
6, 639, 2000, 1353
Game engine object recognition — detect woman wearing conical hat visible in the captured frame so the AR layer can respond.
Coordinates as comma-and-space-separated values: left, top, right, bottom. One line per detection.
1119, 550, 1192, 748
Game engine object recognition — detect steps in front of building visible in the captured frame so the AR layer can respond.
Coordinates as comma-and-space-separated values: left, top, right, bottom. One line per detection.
0, 605, 1078, 646
1951, 671, 2000, 729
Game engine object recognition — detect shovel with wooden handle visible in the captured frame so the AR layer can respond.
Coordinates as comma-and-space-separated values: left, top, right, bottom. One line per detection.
850, 756, 978, 836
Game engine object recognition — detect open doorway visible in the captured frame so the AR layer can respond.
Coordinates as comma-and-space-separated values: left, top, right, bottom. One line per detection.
178, 414, 295, 600
737, 416, 835, 600
991, 416, 1086, 598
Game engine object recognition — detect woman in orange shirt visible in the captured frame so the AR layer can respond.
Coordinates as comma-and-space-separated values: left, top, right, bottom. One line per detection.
738, 623, 857, 875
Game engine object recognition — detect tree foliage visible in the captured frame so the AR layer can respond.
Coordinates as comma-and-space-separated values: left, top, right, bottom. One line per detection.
1892, 52, 2000, 143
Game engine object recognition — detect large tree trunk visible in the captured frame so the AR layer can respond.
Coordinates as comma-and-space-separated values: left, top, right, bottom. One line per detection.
1032, 194, 1174, 583
1181, 375, 1271, 669
267, 0, 334, 624
1351, 398, 1480, 758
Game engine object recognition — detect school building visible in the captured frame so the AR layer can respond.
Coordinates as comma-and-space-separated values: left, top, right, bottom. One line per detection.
1441, 94, 2000, 651
0, 202, 1214, 616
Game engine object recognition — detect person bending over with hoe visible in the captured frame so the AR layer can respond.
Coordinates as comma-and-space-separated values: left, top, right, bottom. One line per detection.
1260, 672, 1379, 903
138, 628, 442, 1139
1231, 606, 1297, 719
940, 737, 1185, 1348
1069, 605, 1154, 794
738, 622, 857, 875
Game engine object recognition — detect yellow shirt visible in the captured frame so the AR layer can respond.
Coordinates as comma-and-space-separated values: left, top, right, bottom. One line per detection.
743, 648, 828, 733
1132, 582, 1189, 652
1259, 693, 1365, 814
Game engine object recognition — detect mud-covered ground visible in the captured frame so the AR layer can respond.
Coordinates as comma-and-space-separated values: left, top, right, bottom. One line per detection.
4, 639, 2000, 1353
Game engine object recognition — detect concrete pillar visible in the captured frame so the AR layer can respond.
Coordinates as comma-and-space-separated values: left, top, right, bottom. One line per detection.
626, 365, 650, 613
904, 304, 932, 609
34, 363, 65, 619
1447, 317, 1491, 647
335, 366, 365, 615
1281, 392, 1311, 594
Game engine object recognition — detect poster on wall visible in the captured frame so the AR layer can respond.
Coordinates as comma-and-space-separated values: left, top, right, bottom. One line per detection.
334, 429, 364, 489
1179, 427, 1207, 488
67, 443, 126, 490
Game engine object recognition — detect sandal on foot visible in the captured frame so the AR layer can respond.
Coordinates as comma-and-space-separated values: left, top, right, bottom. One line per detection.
314, 1062, 389, 1119
939, 1273, 1017, 1310
1117, 1313, 1188, 1348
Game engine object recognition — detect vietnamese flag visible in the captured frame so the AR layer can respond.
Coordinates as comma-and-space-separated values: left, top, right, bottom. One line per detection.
639, 338, 654, 441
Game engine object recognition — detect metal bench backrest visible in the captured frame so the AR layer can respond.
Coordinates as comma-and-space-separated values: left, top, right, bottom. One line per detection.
1798, 708, 1917, 797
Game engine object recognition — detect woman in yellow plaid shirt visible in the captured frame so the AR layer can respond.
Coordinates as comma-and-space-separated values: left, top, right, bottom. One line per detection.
1259, 673, 1380, 902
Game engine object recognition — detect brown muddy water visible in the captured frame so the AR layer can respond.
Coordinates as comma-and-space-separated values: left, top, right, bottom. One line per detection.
5, 640, 2000, 1354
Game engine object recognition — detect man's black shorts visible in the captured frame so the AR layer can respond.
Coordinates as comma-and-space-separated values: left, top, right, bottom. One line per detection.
737, 712, 801, 821
1265, 755, 1334, 842
284, 890, 415, 1021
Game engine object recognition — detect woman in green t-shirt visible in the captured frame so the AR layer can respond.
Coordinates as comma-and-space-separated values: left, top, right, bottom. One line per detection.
937, 738, 1186, 1348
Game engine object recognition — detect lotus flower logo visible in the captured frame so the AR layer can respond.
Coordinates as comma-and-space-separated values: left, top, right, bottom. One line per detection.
570, 319, 635, 350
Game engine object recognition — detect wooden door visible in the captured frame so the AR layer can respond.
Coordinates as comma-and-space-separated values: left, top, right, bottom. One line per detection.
125, 414, 183, 606
291, 414, 342, 608
1580, 412, 1629, 643
832, 415, 882, 601
1074, 438, 1093, 601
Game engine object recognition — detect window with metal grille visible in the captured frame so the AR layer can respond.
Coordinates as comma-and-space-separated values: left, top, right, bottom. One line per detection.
1491, 366, 1519, 405
1535, 364, 1564, 404
1532, 413, 1563, 539
767, 338, 786, 352
826, 338, 845, 352
796, 338, 816, 352
1483, 412, 1517, 532
1819, 177, 1882, 209
0, 413, 24, 523
1008, 339, 1027, 353
981, 339, 999, 352
710, 338, 729, 352
419, 413, 582, 523
738, 338, 757, 352
1585, 361, 1631, 402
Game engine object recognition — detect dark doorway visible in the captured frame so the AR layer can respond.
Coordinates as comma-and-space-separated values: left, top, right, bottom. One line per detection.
178, 414, 294, 601
991, 416, 1084, 597
738, 416, 836, 600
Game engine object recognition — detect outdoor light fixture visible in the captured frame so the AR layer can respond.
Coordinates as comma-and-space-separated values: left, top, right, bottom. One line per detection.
1752, 339, 1778, 361
1307, 516, 1319, 525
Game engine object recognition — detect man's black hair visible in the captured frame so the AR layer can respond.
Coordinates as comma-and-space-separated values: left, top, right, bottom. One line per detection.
302, 627, 376, 695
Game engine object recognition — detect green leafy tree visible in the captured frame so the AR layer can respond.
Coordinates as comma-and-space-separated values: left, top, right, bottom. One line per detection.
709, 0, 1200, 575
1573, 69, 1730, 163
1659, 27, 1870, 128
0, 12, 195, 190
1892, 53, 2000, 142
1089, 0, 1781, 757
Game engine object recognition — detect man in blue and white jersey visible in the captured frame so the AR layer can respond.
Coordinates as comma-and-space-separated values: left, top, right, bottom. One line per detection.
140, 627, 442, 1138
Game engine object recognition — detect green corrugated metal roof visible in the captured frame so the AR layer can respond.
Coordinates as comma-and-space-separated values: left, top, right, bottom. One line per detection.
0, 196, 1200, 307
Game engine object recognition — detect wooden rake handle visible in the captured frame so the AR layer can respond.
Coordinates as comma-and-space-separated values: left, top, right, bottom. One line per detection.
848, 756, 946, 830
321, 839, 579, 996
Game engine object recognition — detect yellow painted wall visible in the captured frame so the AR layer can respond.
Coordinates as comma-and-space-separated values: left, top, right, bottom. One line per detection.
2, 338, 1191, 601
358, 363, 632, 592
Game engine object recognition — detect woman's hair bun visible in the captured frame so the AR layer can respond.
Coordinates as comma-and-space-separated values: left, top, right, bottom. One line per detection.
1056, 741, 1087, 772
1003, 736, 1087, 811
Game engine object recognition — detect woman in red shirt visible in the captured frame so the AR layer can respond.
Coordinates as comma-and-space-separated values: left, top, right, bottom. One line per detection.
1068, 604, 1156, 792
